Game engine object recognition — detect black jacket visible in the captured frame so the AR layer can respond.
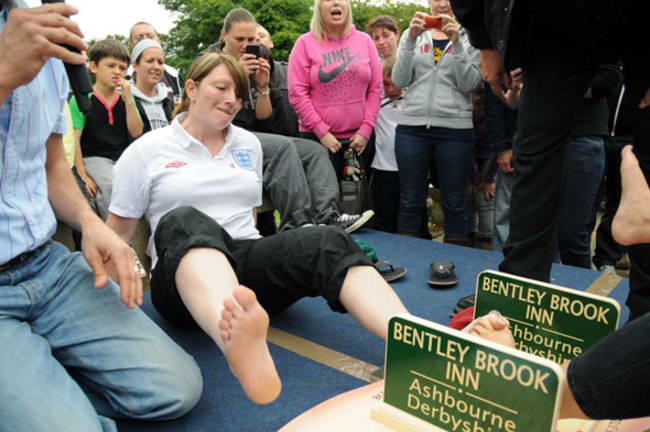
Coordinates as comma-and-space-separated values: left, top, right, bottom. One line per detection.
451, 0, 531, 70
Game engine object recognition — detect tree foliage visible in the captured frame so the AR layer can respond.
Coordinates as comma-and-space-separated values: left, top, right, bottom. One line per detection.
158, 0, 425, 75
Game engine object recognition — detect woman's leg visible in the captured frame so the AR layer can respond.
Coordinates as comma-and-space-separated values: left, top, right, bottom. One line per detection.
433, 130, 474, 240
240, 226, 408, 340
339, 266, 408, 340
151, 207, 281, 404
395, 125, 434, 237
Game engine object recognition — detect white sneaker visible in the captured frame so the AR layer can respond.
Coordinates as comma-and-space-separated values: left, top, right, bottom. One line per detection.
598, 264, 617, 275
331, 210, 374, 233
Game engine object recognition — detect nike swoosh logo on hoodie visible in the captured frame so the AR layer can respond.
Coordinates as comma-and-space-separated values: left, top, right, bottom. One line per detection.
318, 54, 357, 83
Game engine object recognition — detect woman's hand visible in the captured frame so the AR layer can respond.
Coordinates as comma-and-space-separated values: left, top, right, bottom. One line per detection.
239, 53, 260, 76
407, 12, 427, 40
254, 57, 271, 91
320, 132, 342, 153
350, 133, 368, 154
440, 14, 460, 43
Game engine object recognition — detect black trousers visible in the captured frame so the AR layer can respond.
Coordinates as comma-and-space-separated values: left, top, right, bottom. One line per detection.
150, 207, 372, 327
500, 1, 650, 319
592, 138, 628, 269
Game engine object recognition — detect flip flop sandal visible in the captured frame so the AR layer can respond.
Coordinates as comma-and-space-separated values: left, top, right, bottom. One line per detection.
451, 294, 475, 316
375, 259, 407, 282
428, 261, 457, 287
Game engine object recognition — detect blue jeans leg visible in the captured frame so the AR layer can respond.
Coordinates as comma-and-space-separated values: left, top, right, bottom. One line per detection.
395, 125, 435, 236
0, 242, 202, 432
557, 135, 605, 268
492, 171, 515, 252
433, 133, 473, 238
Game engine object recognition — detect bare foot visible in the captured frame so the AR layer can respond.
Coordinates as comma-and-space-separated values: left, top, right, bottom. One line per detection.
219, 285, 281, 404
612, 145, 650, 246
464, 311, 516, 348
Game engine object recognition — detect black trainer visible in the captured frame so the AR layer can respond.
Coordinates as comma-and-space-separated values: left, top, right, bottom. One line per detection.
330, 210, 374, 233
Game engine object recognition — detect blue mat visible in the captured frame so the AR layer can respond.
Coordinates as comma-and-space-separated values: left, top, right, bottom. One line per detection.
118, 230, 629, 431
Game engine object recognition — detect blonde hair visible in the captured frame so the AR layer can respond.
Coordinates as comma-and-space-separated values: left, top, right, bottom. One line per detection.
310, 0, 353, 44
172, 53, 249, 118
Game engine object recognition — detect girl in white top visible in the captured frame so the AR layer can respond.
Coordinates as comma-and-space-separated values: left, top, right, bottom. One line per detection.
107, 53, 408, 405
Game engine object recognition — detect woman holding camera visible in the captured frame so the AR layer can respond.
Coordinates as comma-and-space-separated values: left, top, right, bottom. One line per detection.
392, 0, 480, 242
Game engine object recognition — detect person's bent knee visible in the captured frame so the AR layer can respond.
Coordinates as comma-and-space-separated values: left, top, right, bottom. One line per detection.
159, 359, 203, 419
123, 357, 203, 420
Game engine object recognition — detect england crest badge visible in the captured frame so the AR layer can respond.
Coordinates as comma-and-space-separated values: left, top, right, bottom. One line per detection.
231, 149, 255, 170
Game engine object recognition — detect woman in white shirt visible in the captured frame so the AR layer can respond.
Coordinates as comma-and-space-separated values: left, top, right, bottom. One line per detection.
106, 52, 408, 405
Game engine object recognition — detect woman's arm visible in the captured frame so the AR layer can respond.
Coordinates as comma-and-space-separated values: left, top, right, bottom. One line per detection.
288, 35, 330, 139
391, 15, 422, 89
106, 213, 141, 244
451, 34, 482, 93
254, 58, 272, 121
357, 36, 383, 141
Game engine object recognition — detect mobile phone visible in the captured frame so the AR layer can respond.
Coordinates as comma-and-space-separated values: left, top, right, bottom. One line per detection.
424, 16, 444, 30
245, 44, 260, 58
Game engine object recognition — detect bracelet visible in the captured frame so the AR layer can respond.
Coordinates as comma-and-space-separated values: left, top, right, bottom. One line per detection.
257, 87, 270, 97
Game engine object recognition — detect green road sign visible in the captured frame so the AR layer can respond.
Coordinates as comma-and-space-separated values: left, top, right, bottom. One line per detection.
382, 315, 563, 432
475, 270, 620, 364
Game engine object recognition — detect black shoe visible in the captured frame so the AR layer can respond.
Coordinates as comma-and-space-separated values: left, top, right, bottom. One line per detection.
330, 210, 374, 233
452, 294, 475, 316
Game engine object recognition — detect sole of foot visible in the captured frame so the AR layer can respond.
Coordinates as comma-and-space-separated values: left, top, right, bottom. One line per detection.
220, 285, 282, 404
612, 145, 650, 246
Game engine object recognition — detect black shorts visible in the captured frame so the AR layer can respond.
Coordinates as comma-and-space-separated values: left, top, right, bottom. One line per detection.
150, 206, 372, 327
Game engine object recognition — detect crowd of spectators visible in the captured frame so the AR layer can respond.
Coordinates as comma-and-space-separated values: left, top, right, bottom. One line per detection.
2, 0, 649, 427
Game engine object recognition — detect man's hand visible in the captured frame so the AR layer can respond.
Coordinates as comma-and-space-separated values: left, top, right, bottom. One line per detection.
480, 49, 511, 102
80, 212, 143, 310
640, 88, 650, 109
320, 132, 342, 153
481, 182, 495, 201
0, 3, 86, 94
119, 78, 132, 103
497, 149, 514, 173
80, 172, 98, 197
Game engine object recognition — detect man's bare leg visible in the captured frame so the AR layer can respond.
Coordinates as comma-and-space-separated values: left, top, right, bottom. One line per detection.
175, 248, 281, 404
612, 145, 650, 246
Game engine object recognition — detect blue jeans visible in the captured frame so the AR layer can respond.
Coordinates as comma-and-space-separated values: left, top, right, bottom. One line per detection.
395, 125, 473, 237
0, 241, 202, 432
492, 171, 515, 252
556, 135, 605, 268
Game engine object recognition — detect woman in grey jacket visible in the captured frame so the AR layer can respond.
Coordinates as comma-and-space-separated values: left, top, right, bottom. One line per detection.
392, 0, 480, 242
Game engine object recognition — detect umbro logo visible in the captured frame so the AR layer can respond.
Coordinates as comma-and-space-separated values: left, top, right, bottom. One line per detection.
165, 161, 187, 168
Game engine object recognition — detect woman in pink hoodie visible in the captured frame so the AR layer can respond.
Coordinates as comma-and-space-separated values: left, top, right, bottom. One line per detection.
288, 0, 382, 179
